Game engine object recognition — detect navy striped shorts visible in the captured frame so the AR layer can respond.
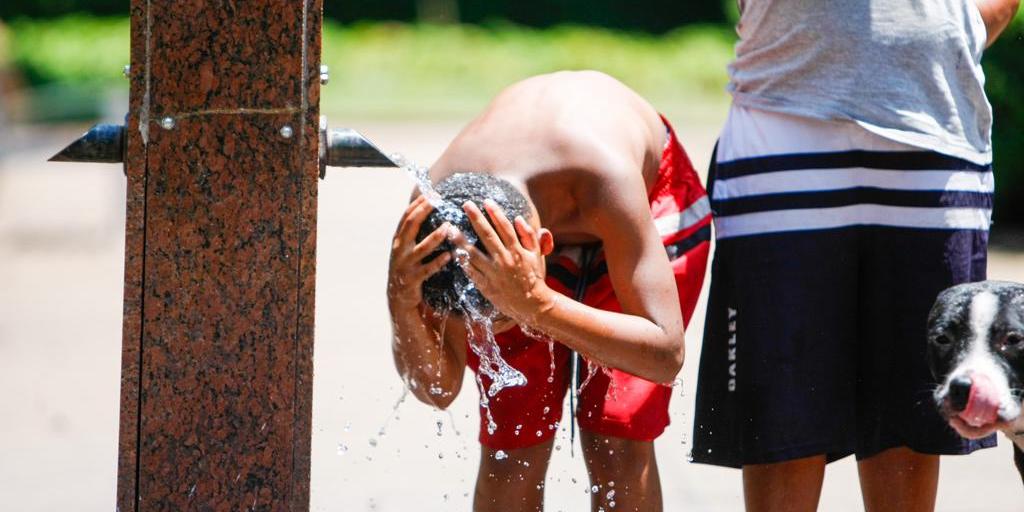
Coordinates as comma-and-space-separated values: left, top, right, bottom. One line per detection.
691, 106, 997, 468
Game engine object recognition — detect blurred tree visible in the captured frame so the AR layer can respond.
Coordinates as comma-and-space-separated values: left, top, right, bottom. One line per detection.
417, 0, 459, 24
0, 0, 123, 19
323, 0, 418, 24
984, 15, 1024, 225
458, 0, 727, 32
2, 0, 726, 31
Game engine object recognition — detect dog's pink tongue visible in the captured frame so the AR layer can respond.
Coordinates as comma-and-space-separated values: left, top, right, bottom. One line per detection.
958, 374, 1000, 427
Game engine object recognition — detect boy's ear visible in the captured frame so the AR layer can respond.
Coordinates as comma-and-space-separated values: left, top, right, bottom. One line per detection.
538, 228, 555, 256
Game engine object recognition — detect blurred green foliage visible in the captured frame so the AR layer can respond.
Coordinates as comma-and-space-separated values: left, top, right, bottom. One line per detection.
984, 12, 1024, 224
9, 16, 127, 87
0, 22, 9, 68
320, 22, 735, 119
8, 17, 736, 120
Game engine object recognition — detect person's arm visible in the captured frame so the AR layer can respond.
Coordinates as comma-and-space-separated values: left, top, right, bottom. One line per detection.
453, 172, 685, 384
388, 196, 468, 409
976, 0, 1021, 47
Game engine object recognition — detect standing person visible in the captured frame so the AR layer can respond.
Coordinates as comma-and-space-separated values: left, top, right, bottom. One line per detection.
692, 1, 1021, 511
387, 71, 711, 512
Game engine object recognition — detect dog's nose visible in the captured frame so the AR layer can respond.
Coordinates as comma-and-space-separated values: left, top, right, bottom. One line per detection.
948, 376, 973, 412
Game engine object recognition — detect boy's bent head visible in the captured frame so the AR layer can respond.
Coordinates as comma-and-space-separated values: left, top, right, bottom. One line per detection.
416, 172, 533, 316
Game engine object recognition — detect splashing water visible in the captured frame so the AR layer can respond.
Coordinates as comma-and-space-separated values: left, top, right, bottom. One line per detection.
392, 153, 528, 430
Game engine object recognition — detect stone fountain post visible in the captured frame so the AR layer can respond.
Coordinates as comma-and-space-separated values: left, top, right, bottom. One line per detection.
50, 1, 396, 509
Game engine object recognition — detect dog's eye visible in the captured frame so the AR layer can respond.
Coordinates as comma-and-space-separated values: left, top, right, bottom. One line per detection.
1005, 333, 1024, 350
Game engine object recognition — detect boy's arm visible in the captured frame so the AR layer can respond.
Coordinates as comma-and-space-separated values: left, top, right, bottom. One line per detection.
388, 196, 468, 409
454, 170, 685, 384
389, 303, 468, 409
976, 0, 1021, 47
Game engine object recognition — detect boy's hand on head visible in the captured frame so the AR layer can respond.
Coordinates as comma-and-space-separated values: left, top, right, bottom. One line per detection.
388, 196, 452, 311
452, 200, 554, 325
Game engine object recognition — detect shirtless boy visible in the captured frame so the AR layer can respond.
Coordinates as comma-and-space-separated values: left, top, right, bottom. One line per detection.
387, 71, 711, 511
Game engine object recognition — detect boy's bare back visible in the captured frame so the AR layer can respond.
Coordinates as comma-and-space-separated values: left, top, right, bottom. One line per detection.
430, 71, 667, 245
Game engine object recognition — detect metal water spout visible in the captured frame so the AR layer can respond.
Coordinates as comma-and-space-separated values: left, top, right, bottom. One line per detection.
49, 116, 398, 178
49, 123, 126, 164
318, 115, 399, 178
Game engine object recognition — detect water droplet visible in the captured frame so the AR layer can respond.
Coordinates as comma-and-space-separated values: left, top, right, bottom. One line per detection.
536, 430, 543, 437
591, 485, 599, 493
368, 438, 378, 447
336, 443, 348, 455
494, 450, 508, 460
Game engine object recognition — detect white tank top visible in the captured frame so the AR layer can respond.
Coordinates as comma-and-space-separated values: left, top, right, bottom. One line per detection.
726, 0, 992, 165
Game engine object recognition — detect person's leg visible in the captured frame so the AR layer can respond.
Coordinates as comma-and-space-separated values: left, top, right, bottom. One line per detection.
857, 447, 938, 512
854, 227, 993, 511
475, 439, 554, 512
580, 430, 661, 512
742, 455, 826, 512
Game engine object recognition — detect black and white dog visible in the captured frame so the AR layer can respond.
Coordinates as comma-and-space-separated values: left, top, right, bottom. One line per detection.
928, 281, 1024, 481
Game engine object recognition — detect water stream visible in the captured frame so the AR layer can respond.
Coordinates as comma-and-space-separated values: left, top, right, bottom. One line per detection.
392, 154, 528, 433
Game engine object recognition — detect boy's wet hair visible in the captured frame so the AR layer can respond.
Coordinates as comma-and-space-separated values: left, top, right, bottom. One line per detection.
416, 172, 533, 315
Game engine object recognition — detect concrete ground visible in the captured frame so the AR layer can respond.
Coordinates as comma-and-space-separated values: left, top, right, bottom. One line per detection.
0, 117, 1021, 511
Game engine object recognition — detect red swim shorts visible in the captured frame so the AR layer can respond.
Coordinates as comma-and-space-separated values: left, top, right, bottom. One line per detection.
467, 116, 711, 450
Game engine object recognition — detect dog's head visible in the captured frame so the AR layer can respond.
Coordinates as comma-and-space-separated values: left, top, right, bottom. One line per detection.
928, 281, 1024, 428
